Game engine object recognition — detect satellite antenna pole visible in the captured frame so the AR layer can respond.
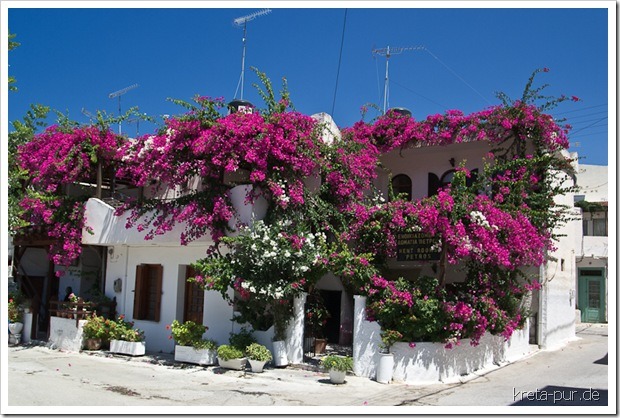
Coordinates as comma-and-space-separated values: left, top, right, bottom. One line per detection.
233, 9, 271, 100
108, 83, 138, 134
372, 45, 424, 113
81, 108, 97, 122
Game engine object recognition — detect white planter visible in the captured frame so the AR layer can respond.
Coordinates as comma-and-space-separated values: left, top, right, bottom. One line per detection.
227, 184, 268, 234
376, 353, 394, 384
174, 345, 217, 365
8, 322, 24, 335
329, 369, 347, 384
248, 359, 267, 373
272, 340, 289, 367
217, 357, 248, 371
109, 339, 146, 356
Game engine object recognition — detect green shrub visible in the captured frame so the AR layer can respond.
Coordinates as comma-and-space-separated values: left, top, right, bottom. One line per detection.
217, 344, 245, 361
245, 343, 272, 362
229, 328, 256, 350
82, 314, 108, 340
321, 355, 353, 372
169, 320, 208, 347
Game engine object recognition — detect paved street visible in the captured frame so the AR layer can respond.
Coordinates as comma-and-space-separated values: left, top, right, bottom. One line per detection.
3, 324, 612, 413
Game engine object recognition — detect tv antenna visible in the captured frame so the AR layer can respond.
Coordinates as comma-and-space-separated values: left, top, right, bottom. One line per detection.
81, 108, 97, 122
109, 83, 138, 134
233, 9, 271, 100
372, 45, 424, 113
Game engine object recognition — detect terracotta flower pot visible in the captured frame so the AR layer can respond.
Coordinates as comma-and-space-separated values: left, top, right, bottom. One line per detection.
84, 338, 102, 350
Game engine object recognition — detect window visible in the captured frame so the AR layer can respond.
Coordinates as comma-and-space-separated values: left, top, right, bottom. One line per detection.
593, 218, 607, 237
428, 168, 478, 197
133, 264, 163, 321
583, 211, 608, 237
440, 169, 456, 188
391, 174, 412, 201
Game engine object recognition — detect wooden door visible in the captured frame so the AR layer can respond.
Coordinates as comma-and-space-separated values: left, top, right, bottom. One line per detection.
183, 266, 204, 324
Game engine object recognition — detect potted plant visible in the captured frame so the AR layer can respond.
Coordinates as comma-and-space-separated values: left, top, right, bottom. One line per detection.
82, 314, 108, 350
245, 343, 272, 373
321, 355, 353, 384
216, 345, 247, 370
169, 320, 217, 365
108, 315, 146, 356
376, 329, 401, 384
8, 294, 24, 345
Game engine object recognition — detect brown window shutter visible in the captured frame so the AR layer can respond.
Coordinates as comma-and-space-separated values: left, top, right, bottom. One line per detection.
133, 264, 146, 319
152, 264, 163, 322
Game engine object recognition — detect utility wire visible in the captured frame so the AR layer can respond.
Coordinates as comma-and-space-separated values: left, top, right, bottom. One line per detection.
569, 116, 608, 135
424, 47, 492, 106
554, 103, 607, 115
331, 9, 347, 117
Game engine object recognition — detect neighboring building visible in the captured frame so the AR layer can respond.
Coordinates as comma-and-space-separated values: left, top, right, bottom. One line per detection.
573, 163, 608, 323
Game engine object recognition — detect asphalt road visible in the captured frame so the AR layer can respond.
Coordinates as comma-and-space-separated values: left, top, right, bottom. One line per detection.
3, 324, 612, 414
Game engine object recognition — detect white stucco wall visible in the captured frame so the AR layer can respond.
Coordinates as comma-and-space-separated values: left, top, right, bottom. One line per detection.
538, 159, 579, 349
83, 198, 212, 246
377, 141, 495, 201
353, 296, 532, 384
575, 164, 608, 203
104, 244, 222, 353
48, 317, 87, 352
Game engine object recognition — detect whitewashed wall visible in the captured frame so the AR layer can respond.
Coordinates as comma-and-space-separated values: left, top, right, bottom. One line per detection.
104, 244, 222, 353
48, 317, 87, 352
538, 156, 579, 350
353, 295, 531, 384
377, 141, 494, 201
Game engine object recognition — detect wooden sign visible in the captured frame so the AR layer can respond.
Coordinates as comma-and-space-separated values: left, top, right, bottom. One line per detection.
396, 231, 441, 262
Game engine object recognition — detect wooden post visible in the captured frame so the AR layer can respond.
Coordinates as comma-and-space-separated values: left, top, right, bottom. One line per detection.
96, 161, 102, 199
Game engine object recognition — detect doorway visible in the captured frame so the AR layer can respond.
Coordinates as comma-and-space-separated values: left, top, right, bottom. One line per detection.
578, 268, 606, 323
320, 290, 341, 344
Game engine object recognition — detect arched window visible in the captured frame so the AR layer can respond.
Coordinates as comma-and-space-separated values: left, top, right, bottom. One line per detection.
428, 168, 479, 197
391, 174, 412, 201
440, 169, 456, 188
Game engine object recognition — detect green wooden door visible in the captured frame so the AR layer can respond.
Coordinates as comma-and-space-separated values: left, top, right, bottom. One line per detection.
578, 268, 605, 323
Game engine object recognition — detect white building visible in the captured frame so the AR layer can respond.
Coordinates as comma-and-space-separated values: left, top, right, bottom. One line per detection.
15, 111, 581, 383
573, 163, 608, 323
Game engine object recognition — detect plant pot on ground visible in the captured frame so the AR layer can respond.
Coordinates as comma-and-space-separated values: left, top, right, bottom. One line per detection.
216, 345, 247, 370
321, 355, 353, 384
169, 320, 217, 365
82, 314, 109, 350
245, 343, 273, 373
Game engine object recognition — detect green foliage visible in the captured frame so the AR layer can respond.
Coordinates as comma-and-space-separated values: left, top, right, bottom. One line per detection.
321, 355, 353, 372
169, 320, 209, 347
228, 328, 256, 351
217, 344, 245, 360
108, 315, 144, 342
9, 32, 20, 91
8, 104, 51, 230
251, 67, 294, 115
82, 314, 108, 340
166, 95, 226, 129
245, 343, 272, 362
8, 292, 24, 323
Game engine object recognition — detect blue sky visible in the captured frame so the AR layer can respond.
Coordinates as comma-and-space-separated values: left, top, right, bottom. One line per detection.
6, 2, 612, 165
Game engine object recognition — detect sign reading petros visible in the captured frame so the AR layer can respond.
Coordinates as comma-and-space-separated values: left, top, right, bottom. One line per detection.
396, 232, 441, 262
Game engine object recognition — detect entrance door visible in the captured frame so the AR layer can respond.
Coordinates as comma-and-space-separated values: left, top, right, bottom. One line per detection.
183, 266, 204, 324
578, 268, 605, 323
320, 290, 341, 345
